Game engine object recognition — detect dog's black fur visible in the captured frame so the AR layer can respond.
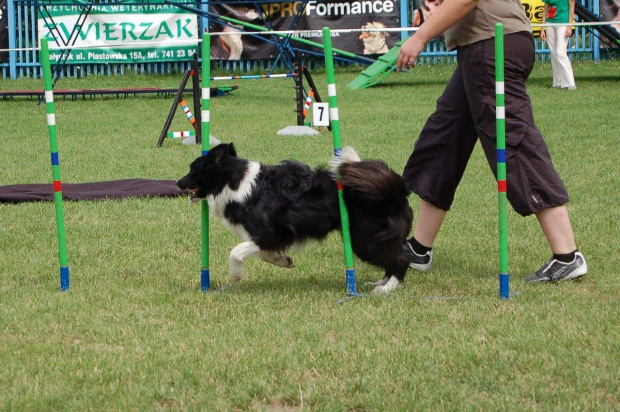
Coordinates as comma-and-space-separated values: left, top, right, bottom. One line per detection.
177, 143, 413, 292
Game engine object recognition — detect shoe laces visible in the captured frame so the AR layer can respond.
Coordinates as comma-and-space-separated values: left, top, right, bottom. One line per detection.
537, 258, 557, 277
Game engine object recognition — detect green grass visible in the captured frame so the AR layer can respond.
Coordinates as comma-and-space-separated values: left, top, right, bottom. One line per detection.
1, 60, 619, 411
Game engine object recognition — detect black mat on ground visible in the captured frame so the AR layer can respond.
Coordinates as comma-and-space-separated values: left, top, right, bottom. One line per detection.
0, 179, 185, 204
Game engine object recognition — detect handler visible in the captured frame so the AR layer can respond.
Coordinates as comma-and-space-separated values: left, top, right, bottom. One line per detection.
396, 0, 587, 283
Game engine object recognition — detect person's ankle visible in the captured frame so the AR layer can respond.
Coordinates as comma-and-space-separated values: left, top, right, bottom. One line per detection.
407, 237, 432, 255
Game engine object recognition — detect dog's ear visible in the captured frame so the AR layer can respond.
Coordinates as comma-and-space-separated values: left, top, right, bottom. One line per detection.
227, 143, 237, 157
209, 144, 227, 163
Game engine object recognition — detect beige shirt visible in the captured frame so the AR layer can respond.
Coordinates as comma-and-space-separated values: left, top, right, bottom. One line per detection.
444, 0, 532, 50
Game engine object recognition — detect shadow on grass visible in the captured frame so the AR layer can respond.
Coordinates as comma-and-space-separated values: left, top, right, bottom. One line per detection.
169, 274, 346, 295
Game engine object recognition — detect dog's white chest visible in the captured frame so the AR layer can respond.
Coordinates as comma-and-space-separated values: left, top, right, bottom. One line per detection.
208, 200, 250, 240
207, 161, 261, 241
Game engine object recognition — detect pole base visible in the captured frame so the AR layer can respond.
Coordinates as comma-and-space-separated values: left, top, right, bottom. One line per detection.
183, 135, 221, 146
277, 126, 320, 136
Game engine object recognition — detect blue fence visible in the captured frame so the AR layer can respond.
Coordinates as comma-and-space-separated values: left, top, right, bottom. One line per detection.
0, 0, 609, 79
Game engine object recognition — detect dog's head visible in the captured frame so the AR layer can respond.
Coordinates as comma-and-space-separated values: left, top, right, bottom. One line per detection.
359, 22, 389, 40
177, 143, 239, 203
358, 22, 389, 54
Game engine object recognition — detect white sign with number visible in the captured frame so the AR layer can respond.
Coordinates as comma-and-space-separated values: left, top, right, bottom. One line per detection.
312, 102, 330, 127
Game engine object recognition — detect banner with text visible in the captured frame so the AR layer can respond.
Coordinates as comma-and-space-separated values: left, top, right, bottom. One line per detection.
521, 0, 544, 37
37, 1, 198, 63
209, 0, 400, 60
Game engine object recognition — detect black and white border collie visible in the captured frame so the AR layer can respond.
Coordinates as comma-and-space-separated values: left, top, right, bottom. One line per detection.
177, 143, 413, 293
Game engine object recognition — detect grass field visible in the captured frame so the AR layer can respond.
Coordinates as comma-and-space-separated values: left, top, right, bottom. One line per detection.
1, 60, 619, 411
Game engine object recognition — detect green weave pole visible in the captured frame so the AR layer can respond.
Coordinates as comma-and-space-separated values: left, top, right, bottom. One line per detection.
200, 32, 211, 291
41, 38, 70, 291
495, 23, 510, 299
322, 27, 357, 296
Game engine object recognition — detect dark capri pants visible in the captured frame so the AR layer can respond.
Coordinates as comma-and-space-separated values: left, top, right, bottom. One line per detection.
402, 31, 569, 217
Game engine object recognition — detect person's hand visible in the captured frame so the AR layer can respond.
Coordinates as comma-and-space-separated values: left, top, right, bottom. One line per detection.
540, 27, 547, 41
565, 26, 573, 37
397, 36, 426, 71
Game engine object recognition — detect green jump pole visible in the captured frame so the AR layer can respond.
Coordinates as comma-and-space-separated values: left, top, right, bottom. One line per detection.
40, 38, 70, 291
200, 32, 211, 291
322, 27, 357, 296
495, 23, 510, 299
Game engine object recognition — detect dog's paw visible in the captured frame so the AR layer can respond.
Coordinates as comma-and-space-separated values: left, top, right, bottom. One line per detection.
372, 277, 402, 294
229, 265, 244, 283
262, 252, 295, 269
370, 276, 390, 287
279, 256, 295, 269
230, 272, 244, 283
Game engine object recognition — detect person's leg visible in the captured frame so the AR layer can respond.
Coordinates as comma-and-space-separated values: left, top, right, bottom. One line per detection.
470, 33, 569, 212
546, 26, 561, 88
401, 64, 479, 271
553, 25, 576, 88
412, 199, 447, 248
401, 65, 479, 212
525, 204, 587, 282
536, 205, 577, 254
461, 32, 586, 282
401, 199, 447, 272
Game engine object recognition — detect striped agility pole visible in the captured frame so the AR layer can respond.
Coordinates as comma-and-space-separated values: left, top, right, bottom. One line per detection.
200, 32, 211, 291
322, 27, 357, 296
495, 23, 510, 300
40, 38, 70, 291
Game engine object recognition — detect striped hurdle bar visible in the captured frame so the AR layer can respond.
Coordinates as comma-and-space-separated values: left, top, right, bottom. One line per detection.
180, 99, 196, 127
210, 73, 297, 81
40, 38, 70, 291
495, 23, 510, 300
303, 89, 315, 118
168, 130, 196, 139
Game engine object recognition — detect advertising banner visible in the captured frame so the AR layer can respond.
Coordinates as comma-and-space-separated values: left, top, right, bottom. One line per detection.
209, 0, 401, 59
37, 0, 198, 63
521, 0, 545, 37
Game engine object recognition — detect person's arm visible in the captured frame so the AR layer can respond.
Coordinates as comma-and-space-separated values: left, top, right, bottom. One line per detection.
540, 3, 549, 41
566, 0, 576, 37
397, 0, 479, 71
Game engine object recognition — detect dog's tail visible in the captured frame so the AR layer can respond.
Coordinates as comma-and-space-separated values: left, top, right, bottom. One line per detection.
334, 148, 413, 268
329, 146, 361, 174
334, 147, 410, 212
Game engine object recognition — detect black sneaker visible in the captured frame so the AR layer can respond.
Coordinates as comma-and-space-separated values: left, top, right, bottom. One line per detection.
524, 252, 588, 283
401, 243, 433, 272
